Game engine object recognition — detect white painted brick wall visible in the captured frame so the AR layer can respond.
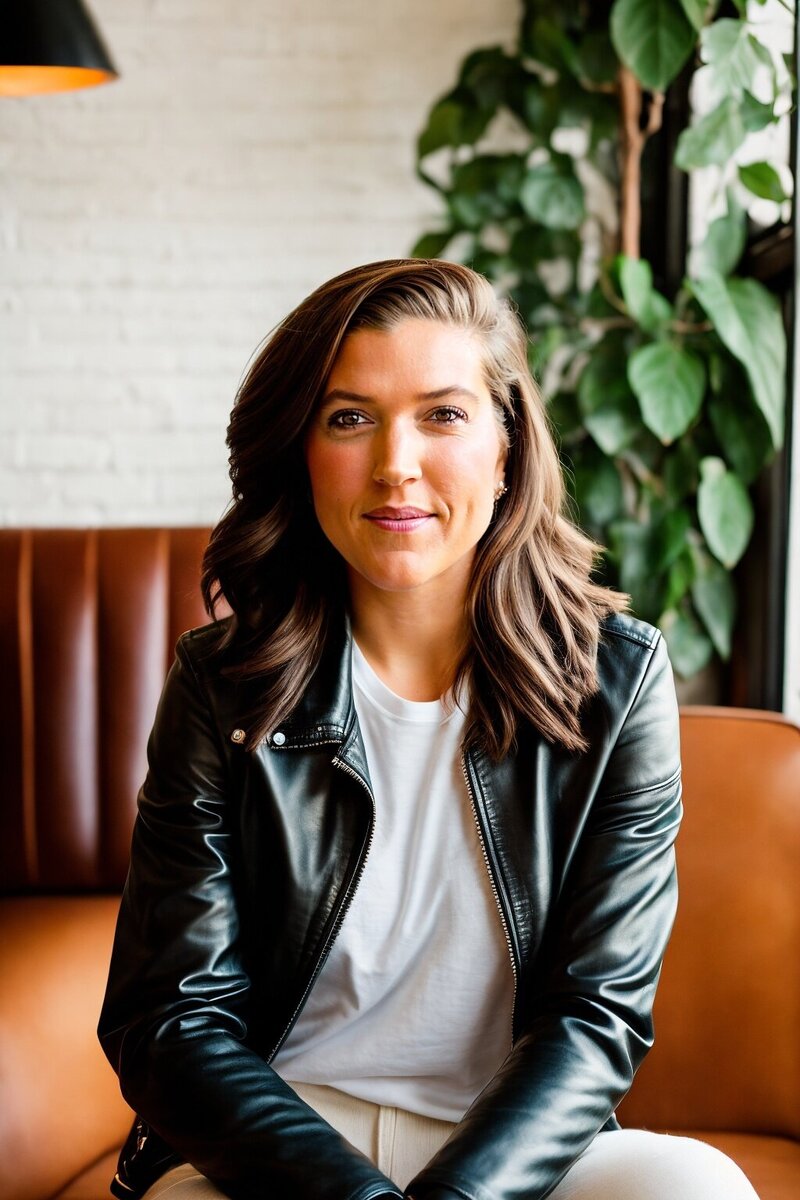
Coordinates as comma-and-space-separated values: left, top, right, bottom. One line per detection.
0, 0, 519, 525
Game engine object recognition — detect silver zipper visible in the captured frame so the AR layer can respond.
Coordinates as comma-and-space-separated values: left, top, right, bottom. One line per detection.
113, 1174, 138, 1194
461, 750, 518, 1047
267, 745, 375, 1062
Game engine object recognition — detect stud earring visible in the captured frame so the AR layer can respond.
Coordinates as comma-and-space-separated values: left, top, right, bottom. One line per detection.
493, 480, 508, 501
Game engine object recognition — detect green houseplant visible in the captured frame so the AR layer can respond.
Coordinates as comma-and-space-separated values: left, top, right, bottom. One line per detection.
412, 0, 794, 681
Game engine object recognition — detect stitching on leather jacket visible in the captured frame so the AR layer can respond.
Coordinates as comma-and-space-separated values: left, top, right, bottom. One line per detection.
600, 763, 682, 801
604, 628, 658, 651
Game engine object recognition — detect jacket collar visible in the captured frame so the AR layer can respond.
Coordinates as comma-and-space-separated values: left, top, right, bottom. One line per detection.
260, 616, 371, 781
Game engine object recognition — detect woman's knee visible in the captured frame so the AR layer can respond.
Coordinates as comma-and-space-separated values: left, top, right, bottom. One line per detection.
642, 1135, 759, 1198
552, 1129, 760, 1200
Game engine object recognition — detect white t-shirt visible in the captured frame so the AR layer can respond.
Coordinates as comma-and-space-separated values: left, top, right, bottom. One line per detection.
272, 640, 515, 1121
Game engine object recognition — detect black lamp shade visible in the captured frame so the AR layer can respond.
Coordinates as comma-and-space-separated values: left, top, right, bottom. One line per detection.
0, 0, 118, 96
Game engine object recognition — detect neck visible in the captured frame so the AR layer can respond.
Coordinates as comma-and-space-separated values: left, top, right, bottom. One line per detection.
348, 577, 469, 702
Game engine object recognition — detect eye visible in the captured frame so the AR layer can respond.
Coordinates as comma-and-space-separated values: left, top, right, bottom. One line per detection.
429, 405, 468, 424
327, 409, 370, 429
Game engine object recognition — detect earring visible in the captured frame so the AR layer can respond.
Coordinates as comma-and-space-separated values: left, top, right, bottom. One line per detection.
493, 480, 508, 501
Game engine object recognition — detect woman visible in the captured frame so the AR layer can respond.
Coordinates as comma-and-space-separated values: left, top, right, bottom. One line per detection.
99, 259, 758, 1200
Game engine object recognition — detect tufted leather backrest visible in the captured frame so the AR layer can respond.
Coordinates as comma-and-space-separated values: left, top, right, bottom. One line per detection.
620, 706, 800, 1137
0, 528, 213, 894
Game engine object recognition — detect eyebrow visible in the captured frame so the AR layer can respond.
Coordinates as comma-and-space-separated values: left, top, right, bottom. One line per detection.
320, 385, 481, 405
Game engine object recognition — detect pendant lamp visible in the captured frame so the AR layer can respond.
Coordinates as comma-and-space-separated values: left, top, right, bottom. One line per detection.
0, 0, 118, 97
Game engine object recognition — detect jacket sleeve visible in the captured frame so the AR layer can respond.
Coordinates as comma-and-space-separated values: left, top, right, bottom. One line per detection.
406, 633, 683, 1200
98, 634, 402, 1200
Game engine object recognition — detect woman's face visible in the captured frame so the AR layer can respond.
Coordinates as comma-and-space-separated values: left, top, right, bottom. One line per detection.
304, 318, 507, 605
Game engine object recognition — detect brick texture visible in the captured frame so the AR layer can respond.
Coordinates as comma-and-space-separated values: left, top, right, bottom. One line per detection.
0, 0, 518, 525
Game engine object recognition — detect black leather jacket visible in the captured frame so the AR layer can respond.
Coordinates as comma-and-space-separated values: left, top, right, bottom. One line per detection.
98, 610, 682, 1200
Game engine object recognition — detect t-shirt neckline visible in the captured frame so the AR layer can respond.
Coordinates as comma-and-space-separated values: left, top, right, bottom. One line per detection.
351, 639, 460, 726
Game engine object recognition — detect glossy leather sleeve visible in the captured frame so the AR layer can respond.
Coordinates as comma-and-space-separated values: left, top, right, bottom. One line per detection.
97, 638, 402, 1200
406, 634, 683, 1200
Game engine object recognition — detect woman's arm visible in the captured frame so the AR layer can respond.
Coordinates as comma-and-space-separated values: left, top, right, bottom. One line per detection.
406, 633, 683, 1200
98, 634, 401, 1200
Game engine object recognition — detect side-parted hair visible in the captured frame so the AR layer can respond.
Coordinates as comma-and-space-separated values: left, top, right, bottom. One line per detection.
201, 258, 630, 759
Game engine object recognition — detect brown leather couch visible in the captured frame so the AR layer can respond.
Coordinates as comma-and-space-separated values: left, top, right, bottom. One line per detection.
1, 528, 798, 1200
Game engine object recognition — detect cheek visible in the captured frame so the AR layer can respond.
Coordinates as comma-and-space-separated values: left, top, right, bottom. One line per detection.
306, 440, 352, 501
433, 438, 502, 499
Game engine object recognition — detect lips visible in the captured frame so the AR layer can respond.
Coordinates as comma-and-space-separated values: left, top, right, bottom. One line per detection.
363, 506, 435, 532
365, 507, 431, 519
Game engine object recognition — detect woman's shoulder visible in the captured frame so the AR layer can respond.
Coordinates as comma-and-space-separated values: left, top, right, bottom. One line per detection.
174, 615, 234, 666
594, 611, 676, 720
597, 609, 661, 653
170, 616, 238, 700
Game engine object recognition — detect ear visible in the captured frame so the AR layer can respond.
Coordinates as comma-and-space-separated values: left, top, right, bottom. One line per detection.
495, 438, 509, 478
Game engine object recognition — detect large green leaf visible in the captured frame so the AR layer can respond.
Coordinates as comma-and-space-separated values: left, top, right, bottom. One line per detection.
663, 438, 700, 502
664, 546, 695, 610
523, 16, 582, 76
618, 256, 653, 322
654, 506, 693, 571
447, 154, 526, 228
418, 99, 462, 157
510, 226, 581, 270
699, 19, 764, 95
628, 342, 705, 443
661, 607, 715, 676
694, 194, 746, 276
675, 97, 744, 171
697, 455, 754, 567
690, 545, 736, 657
577, 343, 641, 455
741, 91, 775, 132
417, 93, 492, 157
547, 390, 583, 439
678, 0, 712, 31
618, 256, 672, 332
458, 47, 519, 110
447, 193, 484, 229
470, 249, 515, 280
410, 230, 454, 259
692, 271, 785, 449
607, 516, 678, 623
610, 0, 695, 92
521, 78, 559, 139
576, 30, 619, 85
573, 450, 625, 528
707, 377, 772, 486
511, 278, 552, 327
738, 161, 787, 201
520, 157, 585, 230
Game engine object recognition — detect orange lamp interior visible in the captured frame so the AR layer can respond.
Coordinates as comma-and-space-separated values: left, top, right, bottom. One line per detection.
0, 65, 116, 96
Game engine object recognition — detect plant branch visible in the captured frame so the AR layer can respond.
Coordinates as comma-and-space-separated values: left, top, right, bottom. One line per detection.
598, 268, 629, 315
619, 450, 664, 494
578, 316, 634, 333
618, 66, 665, 259
670, 318, 713, 334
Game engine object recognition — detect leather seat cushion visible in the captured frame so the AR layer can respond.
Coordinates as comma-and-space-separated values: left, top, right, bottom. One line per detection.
0, 896, 132, 1200
54, 1152, 119, 1200
687, 1132, 800, 1200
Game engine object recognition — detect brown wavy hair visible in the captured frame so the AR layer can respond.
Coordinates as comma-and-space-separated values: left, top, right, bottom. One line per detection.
201, 258, 629, 759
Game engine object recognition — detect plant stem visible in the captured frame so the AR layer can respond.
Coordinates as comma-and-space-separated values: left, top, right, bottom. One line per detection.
618, 66, 665, 259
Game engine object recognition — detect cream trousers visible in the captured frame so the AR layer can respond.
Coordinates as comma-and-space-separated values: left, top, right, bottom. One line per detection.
143, 1080, 760, 1199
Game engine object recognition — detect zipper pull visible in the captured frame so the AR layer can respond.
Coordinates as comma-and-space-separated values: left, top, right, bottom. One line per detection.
135, 1120, 148, 1154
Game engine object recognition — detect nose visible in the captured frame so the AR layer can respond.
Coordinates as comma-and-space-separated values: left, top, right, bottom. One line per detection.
372, 420, 423, 487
